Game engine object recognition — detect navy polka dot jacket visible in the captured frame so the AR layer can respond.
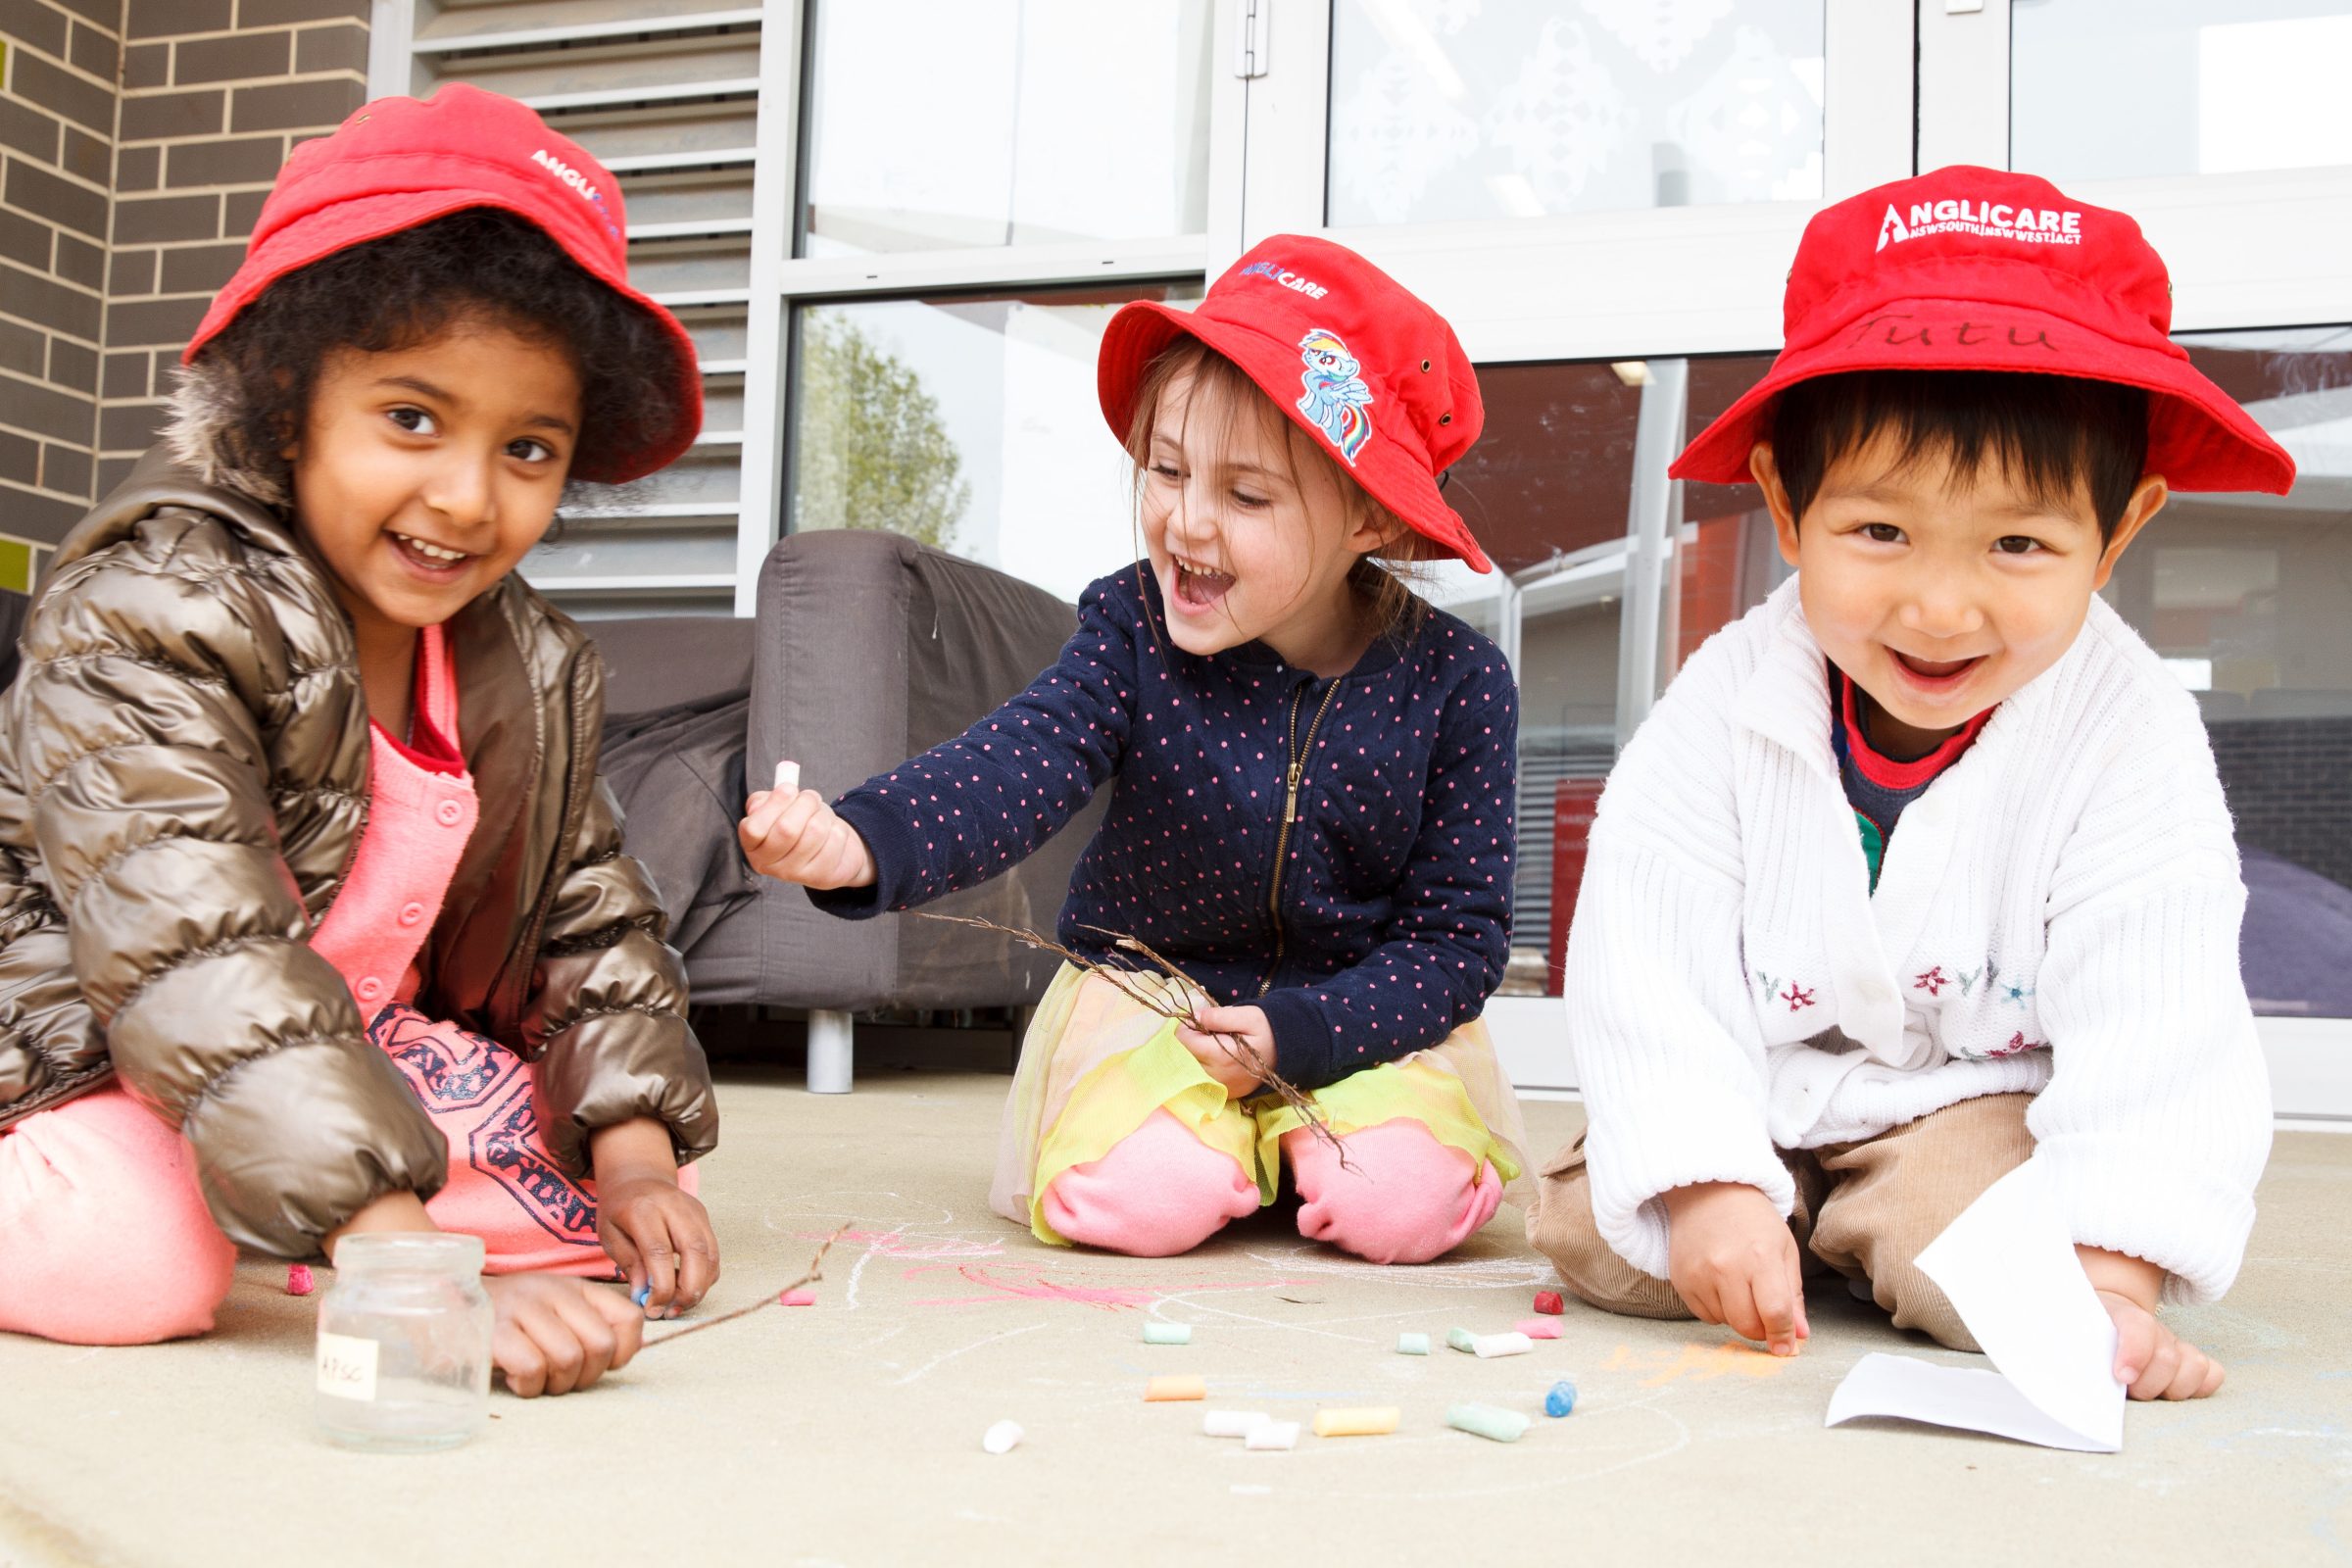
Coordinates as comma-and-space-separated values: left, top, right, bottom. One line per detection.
812, 564, 1519, 1090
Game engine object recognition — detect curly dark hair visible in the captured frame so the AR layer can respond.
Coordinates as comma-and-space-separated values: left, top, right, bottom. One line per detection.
167, 207, 690, 507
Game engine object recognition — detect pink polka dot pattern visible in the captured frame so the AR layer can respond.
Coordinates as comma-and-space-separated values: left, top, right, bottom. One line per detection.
811, 564, 1520, 1089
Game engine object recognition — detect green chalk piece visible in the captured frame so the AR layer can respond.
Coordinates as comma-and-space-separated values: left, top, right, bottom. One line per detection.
1396, 1332, 1430, 1355
1143, 1322, 1192, 1346
1446, 1327, 1477, 1353
1447, 1403, 1531, 1444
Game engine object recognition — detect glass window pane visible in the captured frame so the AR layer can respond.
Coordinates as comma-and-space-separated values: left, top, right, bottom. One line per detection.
1424, 360, 1641, 997
2012, 1, 2352, 182
2110, 326, 2352, 1018
1674, 353, 1792, 669
1327, 1, 1825, 226
788, 283, 1201, 603
799, 1, 1213, 258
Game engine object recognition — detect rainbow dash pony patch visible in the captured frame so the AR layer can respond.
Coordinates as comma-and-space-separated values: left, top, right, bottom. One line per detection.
1296, 328, 1374, 466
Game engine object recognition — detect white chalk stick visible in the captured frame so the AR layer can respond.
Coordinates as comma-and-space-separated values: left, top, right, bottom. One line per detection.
773, 760, 801, 795
981, 1419, 1023, 1454
1202, 1410, 1271, 1438
1244, 1420, 1301, 1451
1472, 1332, 1535, 1358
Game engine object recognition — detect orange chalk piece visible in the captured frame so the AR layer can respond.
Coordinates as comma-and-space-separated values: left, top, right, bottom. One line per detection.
1145, 1375, 1206, 1402
1311, 1406, 1400, 1438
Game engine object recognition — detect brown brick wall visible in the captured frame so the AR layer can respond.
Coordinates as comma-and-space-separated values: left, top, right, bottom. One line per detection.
0, 0, 119, 584
99, 0, 368, 496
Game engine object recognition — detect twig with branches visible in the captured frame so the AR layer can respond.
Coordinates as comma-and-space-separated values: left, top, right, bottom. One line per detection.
643, 1224, 849, 1348
913, 910, 1348, 1168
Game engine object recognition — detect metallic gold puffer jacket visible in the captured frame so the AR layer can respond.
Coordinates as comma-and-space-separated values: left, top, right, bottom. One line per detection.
0, 451, 717, 1256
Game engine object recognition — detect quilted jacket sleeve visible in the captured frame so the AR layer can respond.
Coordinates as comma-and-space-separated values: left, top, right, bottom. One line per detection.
516, 675, 716, 1177
12, 548, 447, 1256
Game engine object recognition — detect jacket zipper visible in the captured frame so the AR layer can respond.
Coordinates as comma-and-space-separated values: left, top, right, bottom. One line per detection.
1256, 676, 1344, 998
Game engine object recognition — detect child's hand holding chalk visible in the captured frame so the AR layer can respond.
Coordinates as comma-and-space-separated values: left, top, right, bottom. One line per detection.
739, 758, 879, 891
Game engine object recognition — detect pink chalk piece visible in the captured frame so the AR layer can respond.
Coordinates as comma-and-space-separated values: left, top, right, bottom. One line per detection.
285, 1264, 316, 1298
1534, 1290, 1565, 1315
1513, 1317, 1562, 1340
779, 1288, 818, 1306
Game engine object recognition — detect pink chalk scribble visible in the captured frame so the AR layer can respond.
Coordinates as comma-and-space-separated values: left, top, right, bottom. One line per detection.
802, 1228, 1005, 1263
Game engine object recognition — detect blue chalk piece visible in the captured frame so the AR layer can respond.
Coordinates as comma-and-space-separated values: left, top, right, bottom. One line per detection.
632, 1283, 652, 1308
1544, 1380, 1578, 1418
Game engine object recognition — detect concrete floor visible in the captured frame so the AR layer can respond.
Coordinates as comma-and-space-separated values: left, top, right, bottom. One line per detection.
3, 1068, 2348, 1567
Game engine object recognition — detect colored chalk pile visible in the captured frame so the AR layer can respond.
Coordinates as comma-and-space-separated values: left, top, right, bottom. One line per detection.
1201, 1410, 1271, 1438
1143, 1322, 1193, 1345
779, 1288, 817, 1306
1311, 1406, 1400, 1438
1512, 1317, 1563, 1340
1446, 1327, 1478, 1352
284, 1264, 315, 1298
1533, 1290, 1565, 1315
1145, 1375, 1206, 1402
1447, 1403, 1530, 1444
1472, 1331, 1534, 1358
1396, 1332, 1430, 1355
1545, 1381, 1578, 1418
982, 1419, 1024, 1454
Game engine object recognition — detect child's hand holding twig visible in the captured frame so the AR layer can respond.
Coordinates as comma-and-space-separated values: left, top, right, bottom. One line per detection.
1176, 1004, 1273, 1100
739, 760, 876, 890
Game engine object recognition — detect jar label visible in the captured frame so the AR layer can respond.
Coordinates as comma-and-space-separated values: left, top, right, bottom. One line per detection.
317, 1331, 380, 1402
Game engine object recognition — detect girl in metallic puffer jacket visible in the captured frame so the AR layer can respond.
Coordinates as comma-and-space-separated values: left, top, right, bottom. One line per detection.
0, 86, 719, 1395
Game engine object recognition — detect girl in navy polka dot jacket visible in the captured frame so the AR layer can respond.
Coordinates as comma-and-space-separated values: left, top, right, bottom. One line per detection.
741, 236, 1530, 1264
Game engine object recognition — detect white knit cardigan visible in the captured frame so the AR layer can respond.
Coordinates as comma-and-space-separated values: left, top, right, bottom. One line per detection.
1566, 577, 2270, 1303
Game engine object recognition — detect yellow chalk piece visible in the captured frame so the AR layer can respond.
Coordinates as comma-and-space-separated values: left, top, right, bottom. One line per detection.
1145, 1375, 1206, 1402
1311, 1406, 1400, 1438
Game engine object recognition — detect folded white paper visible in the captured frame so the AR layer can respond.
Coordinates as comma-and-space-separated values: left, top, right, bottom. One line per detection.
1825, 1159, 2125, 1451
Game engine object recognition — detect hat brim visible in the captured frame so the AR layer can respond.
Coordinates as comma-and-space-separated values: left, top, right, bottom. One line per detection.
187, 189, 704, 486
1099, 300, 1493, 572
1672, 296, 2295, 496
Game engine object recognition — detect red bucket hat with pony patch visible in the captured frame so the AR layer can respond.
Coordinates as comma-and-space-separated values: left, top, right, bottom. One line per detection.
185, 84, 702, 485
1674, 166, 2294, 495
1099, 235, 1492, 571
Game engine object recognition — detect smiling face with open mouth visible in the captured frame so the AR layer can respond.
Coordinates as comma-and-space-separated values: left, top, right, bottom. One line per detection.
292, 318, 580, 680
1135, 357, 1399, 678
1752, 425, 2166, 757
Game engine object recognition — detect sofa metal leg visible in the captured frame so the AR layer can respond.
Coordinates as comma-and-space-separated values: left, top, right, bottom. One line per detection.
808, 1008, 854, 1094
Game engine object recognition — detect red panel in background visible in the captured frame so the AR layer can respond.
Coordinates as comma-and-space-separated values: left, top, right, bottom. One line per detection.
1546, 777, 1608, 997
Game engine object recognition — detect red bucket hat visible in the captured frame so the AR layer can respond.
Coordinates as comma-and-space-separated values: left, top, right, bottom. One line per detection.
1099, 235, 1492, 571
1673, 166, 2295, 495
184, 83, 702, 485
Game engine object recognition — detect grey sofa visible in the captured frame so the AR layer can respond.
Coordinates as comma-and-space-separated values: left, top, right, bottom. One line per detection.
589, 530, 1100, 1091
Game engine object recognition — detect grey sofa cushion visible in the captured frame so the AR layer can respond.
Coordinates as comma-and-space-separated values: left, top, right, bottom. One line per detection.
747, 530, 1099, 1010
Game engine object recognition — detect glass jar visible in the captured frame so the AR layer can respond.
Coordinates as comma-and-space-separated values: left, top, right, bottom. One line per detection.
315, 1232, 494, 1452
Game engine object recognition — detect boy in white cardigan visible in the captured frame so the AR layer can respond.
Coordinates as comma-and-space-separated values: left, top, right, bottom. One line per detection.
1528, 168, 2293, 1403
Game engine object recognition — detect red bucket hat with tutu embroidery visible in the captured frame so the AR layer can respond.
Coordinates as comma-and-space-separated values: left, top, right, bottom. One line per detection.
1099, 235, 1492, 571
1673, 166, 2295, 495
184, 83, 702, 485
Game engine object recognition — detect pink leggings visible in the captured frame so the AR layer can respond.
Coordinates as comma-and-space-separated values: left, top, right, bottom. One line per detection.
1041, 1110, 1503, 1264
0, 1004, 668, 1346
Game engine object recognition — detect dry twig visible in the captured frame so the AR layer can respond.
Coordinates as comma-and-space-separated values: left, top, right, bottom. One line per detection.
913, 910, 1348, 1167
643, 1223, 849, 1348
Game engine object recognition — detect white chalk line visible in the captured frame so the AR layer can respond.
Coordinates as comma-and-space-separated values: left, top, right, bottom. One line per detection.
887, 1322, 1051, 1388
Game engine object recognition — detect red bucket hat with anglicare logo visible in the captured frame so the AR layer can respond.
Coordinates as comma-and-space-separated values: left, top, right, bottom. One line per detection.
1674, 166, 2295, 495
184, 83, 702, 484
1098, 235, 1492, 571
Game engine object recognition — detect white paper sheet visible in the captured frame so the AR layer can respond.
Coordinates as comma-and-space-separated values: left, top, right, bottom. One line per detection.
1825, 1159, 2125, 1451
